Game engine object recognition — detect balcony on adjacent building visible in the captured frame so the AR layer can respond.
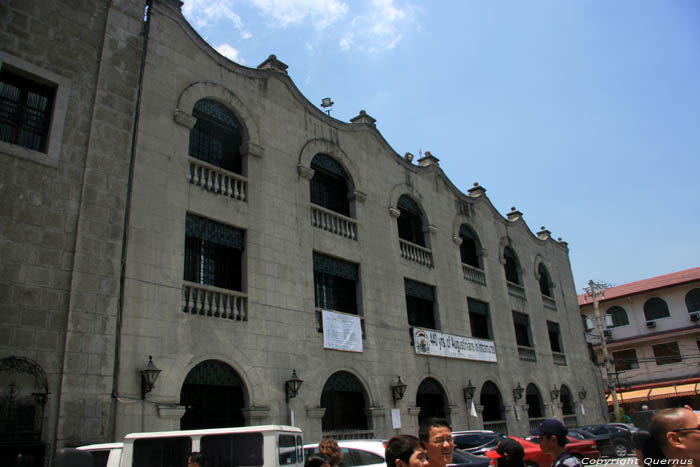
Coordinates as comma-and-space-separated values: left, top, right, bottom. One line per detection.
311, 203, 357, 240
182, 282, 247, 321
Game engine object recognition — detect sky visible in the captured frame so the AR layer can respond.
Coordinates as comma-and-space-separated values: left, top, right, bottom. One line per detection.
181, 0, 700, 293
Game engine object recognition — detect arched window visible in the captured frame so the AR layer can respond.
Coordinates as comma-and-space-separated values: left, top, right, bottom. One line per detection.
189, 99, 243, 174
559, 385, 575, 416
525, 384, 543, 418
503, 246, 520, 285
180, 360, 246, 429
643, 297, 670, 321
480, 381, 504, 422
416, 378, 447, 426
310, 154, 350, 216
459, 225, 480, 269
538, 263, 552, 297
397, 195, 426, 246
606, 306, 629, 327
686, 289, 700, 313
321, 371, 368, 433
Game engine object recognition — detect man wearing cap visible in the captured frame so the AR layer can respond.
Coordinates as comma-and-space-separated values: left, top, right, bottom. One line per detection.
531, 419, 580, 467
484, 438, 525, 467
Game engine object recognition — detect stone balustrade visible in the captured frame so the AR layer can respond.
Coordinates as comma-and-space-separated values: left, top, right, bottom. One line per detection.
563, 414, 578, 428
310, 203, 357, 240
188, 157, 247, 201
552, 352, 567, 366
484, 420, 508, 434
507, 281, 526, 301
182, 281, 247, 321
399, 239, 433, 268
542, 294, 556, 310
518, 345, 537, 362
462, 263, 486, 286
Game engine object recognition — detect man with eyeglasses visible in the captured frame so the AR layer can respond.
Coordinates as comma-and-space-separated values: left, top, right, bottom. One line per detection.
649, 407, 700, 464
418, 418, 454, 467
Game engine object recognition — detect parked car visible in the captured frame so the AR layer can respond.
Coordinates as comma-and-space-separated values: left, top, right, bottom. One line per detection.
579, 424, 632, 457
76, 442, 123, 467
304, 440, 490, 467
525, 435, 600, 463
452, 430, 506, 455
568, 428, 617, 458
608, 423, 639, 433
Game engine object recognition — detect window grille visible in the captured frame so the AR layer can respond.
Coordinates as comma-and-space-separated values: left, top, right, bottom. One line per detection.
311, 154, 350, 216
503, 247, 520, 284
612, 349, 639, 372
404, 279, 436, 329
547, 321, 562, 353
606, 306, 629, 327
397, 195, 425, 246
321, 372, 368, 431
0, 69, 55, 152
184, 360, 244, 387
459, 225, 480, 268
512, 311, 532, 347
184, 213, 243, 291
189, 99, 242, 174
643, 297, 670, 321
468, 298, 491, 340
313, 253, 358, 315
652, 342, 682, 365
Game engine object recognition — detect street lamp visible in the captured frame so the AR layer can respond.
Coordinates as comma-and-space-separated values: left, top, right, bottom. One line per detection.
391, 377, 408, 404
550, 386, 560, 401
513, 382, 524, 401
463, 380, 476, 405
579, 387, 587, 400
140, 356, 161, 399
285, 369, 303, 402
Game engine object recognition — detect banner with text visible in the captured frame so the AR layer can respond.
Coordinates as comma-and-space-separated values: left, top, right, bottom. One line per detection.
413, 327, 497, 362
323, 310, 363, 353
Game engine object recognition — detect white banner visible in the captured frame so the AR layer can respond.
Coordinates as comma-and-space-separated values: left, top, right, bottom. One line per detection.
413, 327, 497, 362
323, 310, 363, 352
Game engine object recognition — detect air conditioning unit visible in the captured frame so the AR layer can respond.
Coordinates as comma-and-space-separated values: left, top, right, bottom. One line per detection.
646, 320, 656, 328
585, 317, 595, 331
690, 312, 700, 322
604, 315, 614, 328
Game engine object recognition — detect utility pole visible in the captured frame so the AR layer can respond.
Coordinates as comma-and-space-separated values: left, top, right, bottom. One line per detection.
585, 280, 619, 420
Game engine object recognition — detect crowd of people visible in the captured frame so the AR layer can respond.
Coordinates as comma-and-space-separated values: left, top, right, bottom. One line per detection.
184, 408, 700, 467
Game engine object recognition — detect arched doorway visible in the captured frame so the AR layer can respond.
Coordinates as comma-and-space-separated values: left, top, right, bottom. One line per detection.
0, 356, 49, 467
560, 384, 577, 427
526, 383, 544, 430
180, 360, 246, 429
416, 378, 447, 426
480, 381, 506, 433
321, 371, 370, 438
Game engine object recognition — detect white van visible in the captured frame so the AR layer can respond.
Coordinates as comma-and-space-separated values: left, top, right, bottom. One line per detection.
77, 425, 303, 467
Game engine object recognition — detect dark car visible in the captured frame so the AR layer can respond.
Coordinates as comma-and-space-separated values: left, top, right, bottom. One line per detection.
451, 449, 491, 467
452, 431, 507, 455
568, 429, 620, 458
579, 424, 632, 457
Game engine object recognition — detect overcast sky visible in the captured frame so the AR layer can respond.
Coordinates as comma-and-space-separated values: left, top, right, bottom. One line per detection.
181, 0, 700, 293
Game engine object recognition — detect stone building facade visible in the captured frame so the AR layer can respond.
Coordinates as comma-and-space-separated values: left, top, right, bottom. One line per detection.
0, 0, 604, 464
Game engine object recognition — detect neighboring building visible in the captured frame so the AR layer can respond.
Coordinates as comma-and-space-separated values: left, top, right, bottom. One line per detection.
578, 268, 700, 416
0, 0, 604, 465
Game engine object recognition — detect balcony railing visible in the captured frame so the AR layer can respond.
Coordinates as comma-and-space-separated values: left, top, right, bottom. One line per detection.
483, 420, 508, 434
399, 239, 433, 268
552, 352, 567, 366
188, 157, 247, 201
182, 281, 247, 321
518, 346, 537, 362
507, 281, 526, 301
462, 263, 486, 286
323, 431, 374, 440
310, 204, 357, 240
542, 294, 556, 310
529, 417, 546, 432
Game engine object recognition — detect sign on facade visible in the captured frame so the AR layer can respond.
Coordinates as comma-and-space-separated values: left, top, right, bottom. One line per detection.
322, 310, 363, 352
413, 327, 497, 362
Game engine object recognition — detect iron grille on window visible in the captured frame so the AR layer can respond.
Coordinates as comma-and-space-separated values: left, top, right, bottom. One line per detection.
313, 252, 358, 314
189, 99, 243, 174
405, 279, 436, 329
321, 371, 368, 431
310, 154, 350, 216
397, 195, 425, 246
512, 311, 532, 347
468, 297, 491, 339
503, 247, 520, 284
459, 225, 480, 268
0, 69, 55, 153
547, 321, 562, 353
643, 297, 670, 321
184, 213, 243, 291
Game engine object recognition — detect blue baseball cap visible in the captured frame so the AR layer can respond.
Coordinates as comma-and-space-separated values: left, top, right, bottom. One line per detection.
530, 419, 568, 438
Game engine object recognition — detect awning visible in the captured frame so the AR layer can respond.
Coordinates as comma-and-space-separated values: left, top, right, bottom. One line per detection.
607, 383, 700, 405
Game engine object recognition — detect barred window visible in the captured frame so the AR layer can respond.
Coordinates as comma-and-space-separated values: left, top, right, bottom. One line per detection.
612, 349, 639, 372
547, 321, 562, 353
397, 195, 426, 247
0, 68, 55, 153
405, 279, 436, 329
503, 246, 520, 285
643, 297, 670, 321
606, 306, 629, 327
184, 213, 243, 291
467, 297, 491, 339
313, 252, 358, 315
189, 99, 243, 174
310, 154, 350, 216
512, 311, 532, 347
459, 225, 480, 268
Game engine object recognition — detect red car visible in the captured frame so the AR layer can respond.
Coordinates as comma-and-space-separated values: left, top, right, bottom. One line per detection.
485, 436, 600, 467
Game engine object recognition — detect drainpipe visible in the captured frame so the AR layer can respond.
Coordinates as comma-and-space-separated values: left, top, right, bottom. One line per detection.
109, 0, 152, 441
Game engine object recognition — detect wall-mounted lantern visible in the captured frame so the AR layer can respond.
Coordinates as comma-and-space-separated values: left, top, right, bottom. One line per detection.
513, 382, 524, 401
391, 377, 408, 404
463, 380, 476, 405
550, 386, 560, 401
140, 356, 161, 399
285, 369, 303, 402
